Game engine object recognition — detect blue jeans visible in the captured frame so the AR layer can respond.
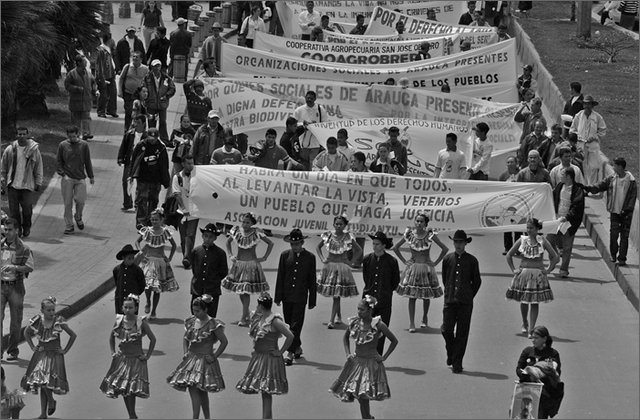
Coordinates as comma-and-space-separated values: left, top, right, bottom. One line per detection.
179, 218, 199, 258
611, 212, 633, 263
61, 177, 87, 229
135, 181, 161, 227
1, 280, 25, 357
547, 232, 576, 272
7, 187, 34, 232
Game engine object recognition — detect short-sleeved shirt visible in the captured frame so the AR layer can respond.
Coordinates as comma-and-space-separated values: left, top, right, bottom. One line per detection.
435, 148, 467, 179
254, 144, 290, 169
211, 147, 242, 165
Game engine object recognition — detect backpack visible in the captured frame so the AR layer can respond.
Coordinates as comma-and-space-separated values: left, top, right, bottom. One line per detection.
162, 174, 183, 229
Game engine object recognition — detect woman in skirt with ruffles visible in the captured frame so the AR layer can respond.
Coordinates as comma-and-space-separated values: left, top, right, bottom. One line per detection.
222, 212, 274, 327
236, 292, 293, 419
392, 213, 449, 332
315, 215, 363, 329
99, 294, 156, 419
506, 218, 559, 338
22, 296, 77, 419
330, 295, 398, 420
167, 294, 228, 419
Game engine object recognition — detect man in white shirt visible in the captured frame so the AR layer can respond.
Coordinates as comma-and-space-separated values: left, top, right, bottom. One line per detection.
549, 147, 585, 188
569, 95, 606, 151
312, 137, 349, 172
172, 154, 199, 269
293, 90, 326, 170
336, 129, 356, 162
434, 133, 467, 179
467, 122, 493, 180
298, 1, 321, 40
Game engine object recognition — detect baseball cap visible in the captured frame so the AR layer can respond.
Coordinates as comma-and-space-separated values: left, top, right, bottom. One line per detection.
523, 64, 533, 71
176, 17, 187, 25
126, 25, 136, 32
208, 110, 220, 119
150, 59, 162, 67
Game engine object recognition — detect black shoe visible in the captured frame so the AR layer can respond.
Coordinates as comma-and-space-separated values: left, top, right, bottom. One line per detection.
618, 260, 627, 266
136, 224, 144, 231
294, 348, 303, 359
83, 134, 94, 140
108, 113, 119, 118
98, 113, 107, 118
64, 227, 75, 235
452, 366, 463, 374
76, 219, 85, 230
22, 228, 30, 238
121, 206, 134, 212
6, 354, 18, 361
610, 257, 617, 263
446, 356, 452, 366
182, 258, 191, 269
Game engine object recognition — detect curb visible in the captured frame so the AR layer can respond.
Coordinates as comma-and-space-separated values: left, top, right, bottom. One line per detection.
2, 25, 240, 352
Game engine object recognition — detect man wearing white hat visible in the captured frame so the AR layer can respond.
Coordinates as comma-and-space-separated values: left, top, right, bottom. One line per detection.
192, 110, 225, 165
142, 58, 176, 146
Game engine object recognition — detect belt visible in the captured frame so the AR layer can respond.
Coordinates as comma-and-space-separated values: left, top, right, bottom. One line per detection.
1, 280, 18, 285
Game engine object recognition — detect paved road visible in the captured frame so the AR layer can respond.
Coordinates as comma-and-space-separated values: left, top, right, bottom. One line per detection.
3, 231, 638, 419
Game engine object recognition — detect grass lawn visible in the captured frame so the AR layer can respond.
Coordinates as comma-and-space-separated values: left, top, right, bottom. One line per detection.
1, 85, 70, 214
516, 1, 639, 178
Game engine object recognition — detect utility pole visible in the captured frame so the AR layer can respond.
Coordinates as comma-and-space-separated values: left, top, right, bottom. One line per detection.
576, 1, 592, 38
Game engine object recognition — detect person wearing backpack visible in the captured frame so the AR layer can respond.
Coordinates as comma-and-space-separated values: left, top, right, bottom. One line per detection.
117, 50, 149, 133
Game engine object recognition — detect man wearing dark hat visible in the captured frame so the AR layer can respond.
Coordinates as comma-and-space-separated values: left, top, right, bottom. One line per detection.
569, 95, 607, 150
275, 229, 317, 365
362, 231, 401, 355
169, 17, 192, 78
188, 223, 228, 317
516, 64, 537, 102
112, 244, 146, 314
441, 230, 482, 373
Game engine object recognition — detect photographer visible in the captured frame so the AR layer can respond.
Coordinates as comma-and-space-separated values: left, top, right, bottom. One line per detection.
248, 128, 303, 170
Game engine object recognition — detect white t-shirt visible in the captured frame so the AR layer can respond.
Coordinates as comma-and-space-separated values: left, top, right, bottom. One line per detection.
11, 146, 27, 189
558, 184, 572, 217
435, 148, 467, 179
293, 103, 326, 148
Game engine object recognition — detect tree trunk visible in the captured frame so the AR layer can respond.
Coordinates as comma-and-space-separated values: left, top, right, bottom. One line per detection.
576, 1, 592, 39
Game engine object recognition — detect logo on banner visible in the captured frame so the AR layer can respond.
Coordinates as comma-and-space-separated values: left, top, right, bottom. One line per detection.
480, 192, 533, 228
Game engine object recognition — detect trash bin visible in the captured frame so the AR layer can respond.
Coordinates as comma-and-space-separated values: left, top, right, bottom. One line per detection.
189, 25, 199, 54
213, 6, 223, 25
188, 3, 202, 22
134, 1, 144, 13
222, 2, 232, 28
198, 16, 210, 42
119, 1, 131, 19
173, 55, 187, 83
102, 2, 114, 24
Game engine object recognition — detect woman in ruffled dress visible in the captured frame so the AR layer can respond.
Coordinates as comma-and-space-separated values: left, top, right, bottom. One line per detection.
222, 213, 274, 326
316, 216, 362, 329
167, 295, 228, 419
330, 296, 398, 420
99, 294, 156, 419
392, 213, 448, 332
236, 292, 293, 419
21, 297, 77, 419
135, 208, 178, 318
506, 218, 559, 338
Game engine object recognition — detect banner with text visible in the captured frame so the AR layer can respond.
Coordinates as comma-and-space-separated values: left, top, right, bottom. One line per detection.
275, 1, 468, 38
365, 6, 496, 36
307, 118, 473, 177
190, 165, 557, 235
221, 39, 518, 102
323, 27, 498, 50
202, 78, 522, 151
253, 32, 458, 64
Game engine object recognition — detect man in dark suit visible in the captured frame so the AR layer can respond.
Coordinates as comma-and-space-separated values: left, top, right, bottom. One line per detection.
362, 231, 400, 355
275, 229, 317, 365
441, 230, 482, 374
563, 81, 584, 117
189, 223, 228, 317
115, 26, 146, 73
458, 1, 476, 25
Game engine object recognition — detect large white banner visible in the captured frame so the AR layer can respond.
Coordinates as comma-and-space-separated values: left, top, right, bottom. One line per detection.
274, 1, 468, 38
323, 27, 498, 50
202, 78, 521, 151
190, 165, 557, 235
365, 6, 497, 35
221, 39, 518, 102
253, 32, 459, 63
306, 118, 473, 177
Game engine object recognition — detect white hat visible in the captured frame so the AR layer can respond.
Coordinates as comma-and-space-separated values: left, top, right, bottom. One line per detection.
208, 110, 220, 119
560, 114, 573, 128
176, 17, 187, 25
150, 59, 162, 67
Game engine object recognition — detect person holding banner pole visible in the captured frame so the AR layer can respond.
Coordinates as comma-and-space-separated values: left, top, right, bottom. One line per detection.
499, 156, 523, 255
393, 213, 448, 332
467, 122, 493, 181
293, 91, 326, 171
316, 216, 362, 329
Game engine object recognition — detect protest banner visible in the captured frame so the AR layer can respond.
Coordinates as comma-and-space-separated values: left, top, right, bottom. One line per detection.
201, 78, 521, 152
323, 27, 497, 50
274, 1, 468, 38
365, 6, 496, 35
253, 32, 458, 64
306, 118, 473, 177
221, 39, 519, 102
190, 165, 557, 235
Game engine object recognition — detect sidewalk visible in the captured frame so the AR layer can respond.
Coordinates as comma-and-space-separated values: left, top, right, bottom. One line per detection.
2, 4, 238, 350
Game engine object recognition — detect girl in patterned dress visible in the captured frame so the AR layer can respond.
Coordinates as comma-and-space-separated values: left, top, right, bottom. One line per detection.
222, 213, 274, 326
392, 213, 449, 332
135, 208, 178, 318
330, 296, 398, 420
315, 216, 363, 329
99, 294, 156, 419
506, 218, 559, 338
167, 295, 228, 419
21, 297, 77, 419
236, 292, 293, 419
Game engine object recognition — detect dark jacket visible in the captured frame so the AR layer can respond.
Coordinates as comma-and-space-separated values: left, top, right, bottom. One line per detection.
584, 172, 638, 215
115, 36, 146, 72
441, 251, 481, 304
118, 129, 147, 166
553, 182, 585, 236
129, 138, 170, 187
112, 263, 146, 304
169, 27, 192, 58
64, 67, 96, 113
0, 236, 32, 283
183, 79, 213, 126
563, 94, 583, 117
189, 243, 228, 296
275, 249, 317, 307
192, 122, 225, 165
142, 70, 176, 111
362, 252, 400, 308
146, 37, 171, 68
